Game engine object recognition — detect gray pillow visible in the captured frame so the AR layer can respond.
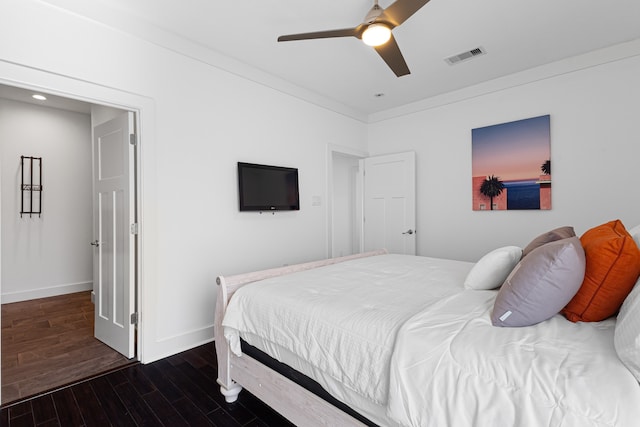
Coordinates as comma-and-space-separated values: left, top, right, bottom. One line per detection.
522, 226, 576, 257
491, 236, 585, 327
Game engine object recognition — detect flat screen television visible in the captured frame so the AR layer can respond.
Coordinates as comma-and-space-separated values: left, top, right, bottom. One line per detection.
238, 162, 300, 211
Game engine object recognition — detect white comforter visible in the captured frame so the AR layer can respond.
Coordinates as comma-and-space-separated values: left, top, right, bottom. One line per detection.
223, 254, 470, 405
222, 254, 640, 427
387, 290, 640, 427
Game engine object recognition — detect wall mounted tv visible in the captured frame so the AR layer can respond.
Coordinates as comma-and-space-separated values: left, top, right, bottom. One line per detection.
238, 162, 300, 211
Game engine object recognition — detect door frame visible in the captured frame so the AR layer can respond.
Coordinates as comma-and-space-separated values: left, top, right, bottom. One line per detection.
0, 61, 156, 373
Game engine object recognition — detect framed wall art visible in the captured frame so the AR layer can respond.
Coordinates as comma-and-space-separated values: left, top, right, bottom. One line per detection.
472, 115, 551, 211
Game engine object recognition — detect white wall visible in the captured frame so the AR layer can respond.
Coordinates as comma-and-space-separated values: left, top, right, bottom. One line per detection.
367, 46, 640, 262
0, 98, 92, 302
91, 105, 125, 128
0, 0, 367, 363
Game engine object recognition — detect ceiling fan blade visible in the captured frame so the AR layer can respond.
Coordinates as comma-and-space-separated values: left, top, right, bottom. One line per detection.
278, 27, 361, 42
374, 34, 410, 77
379, 0, 431, 27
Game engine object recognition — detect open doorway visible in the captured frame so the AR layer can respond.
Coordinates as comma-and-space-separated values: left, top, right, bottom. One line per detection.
0, 84, 139, 404
328, 145, 367, 258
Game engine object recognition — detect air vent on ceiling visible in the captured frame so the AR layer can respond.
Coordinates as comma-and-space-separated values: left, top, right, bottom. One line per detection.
444, 47, 487, 65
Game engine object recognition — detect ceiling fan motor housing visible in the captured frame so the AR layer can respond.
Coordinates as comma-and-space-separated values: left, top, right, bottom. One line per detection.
364, 3, 384, 24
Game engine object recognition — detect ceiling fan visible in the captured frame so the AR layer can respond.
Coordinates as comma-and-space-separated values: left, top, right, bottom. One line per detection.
277, 0, 431, 77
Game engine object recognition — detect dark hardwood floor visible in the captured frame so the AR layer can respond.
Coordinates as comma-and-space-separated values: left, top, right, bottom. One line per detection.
0, 343, 296, 426
2, 291, 134, 404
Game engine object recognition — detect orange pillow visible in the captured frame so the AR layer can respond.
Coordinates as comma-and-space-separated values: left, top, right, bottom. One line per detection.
562, 220, 640, 322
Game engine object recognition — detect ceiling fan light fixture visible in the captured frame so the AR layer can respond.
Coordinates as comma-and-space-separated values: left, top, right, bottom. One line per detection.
362, 23, 391, 46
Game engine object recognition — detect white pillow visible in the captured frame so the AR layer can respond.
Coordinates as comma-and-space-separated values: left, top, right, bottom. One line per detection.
629, 224, 640, 249
464, 246, 522, 290
615, 276, 640, 382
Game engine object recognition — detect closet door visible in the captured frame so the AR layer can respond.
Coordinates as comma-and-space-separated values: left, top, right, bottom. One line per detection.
363, 151, 416, 255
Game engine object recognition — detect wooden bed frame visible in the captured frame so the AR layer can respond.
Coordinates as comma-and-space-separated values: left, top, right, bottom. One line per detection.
214, 249, 387, 427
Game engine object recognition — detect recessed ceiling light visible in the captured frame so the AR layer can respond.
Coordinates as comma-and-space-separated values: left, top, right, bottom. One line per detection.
32, 94, 47, 101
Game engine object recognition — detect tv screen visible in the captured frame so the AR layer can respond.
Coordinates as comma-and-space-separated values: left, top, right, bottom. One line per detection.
238, 162, 300, 211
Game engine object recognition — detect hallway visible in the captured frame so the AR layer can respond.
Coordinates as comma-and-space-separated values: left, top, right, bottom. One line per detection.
1, 291, 134, 405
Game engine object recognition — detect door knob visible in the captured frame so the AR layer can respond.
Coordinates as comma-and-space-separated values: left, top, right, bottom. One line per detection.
402, 229, 415, 235
90, 240, 100, 247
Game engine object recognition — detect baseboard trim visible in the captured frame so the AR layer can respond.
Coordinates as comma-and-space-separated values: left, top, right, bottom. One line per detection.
143, 325, 215, 364
1, 281, 93, 304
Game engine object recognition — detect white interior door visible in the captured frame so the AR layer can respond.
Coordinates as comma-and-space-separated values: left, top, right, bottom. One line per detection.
363, 152, 416, 255
92, 112, 136, 358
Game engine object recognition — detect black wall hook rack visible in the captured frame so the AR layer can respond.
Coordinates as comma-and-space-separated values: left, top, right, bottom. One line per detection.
20, 156, 42, 218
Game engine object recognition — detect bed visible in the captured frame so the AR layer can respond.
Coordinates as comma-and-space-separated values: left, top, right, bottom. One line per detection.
214, 222, 640, 427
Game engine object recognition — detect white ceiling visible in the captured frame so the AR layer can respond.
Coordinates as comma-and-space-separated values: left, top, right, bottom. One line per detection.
21, 0, 640, 118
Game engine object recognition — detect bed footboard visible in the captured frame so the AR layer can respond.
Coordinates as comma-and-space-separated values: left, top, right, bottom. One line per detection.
214, 250, 386, 423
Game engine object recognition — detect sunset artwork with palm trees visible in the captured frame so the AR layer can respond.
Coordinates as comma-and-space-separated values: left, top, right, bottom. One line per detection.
472, 115, 551, 210
479, 175, 505, 210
